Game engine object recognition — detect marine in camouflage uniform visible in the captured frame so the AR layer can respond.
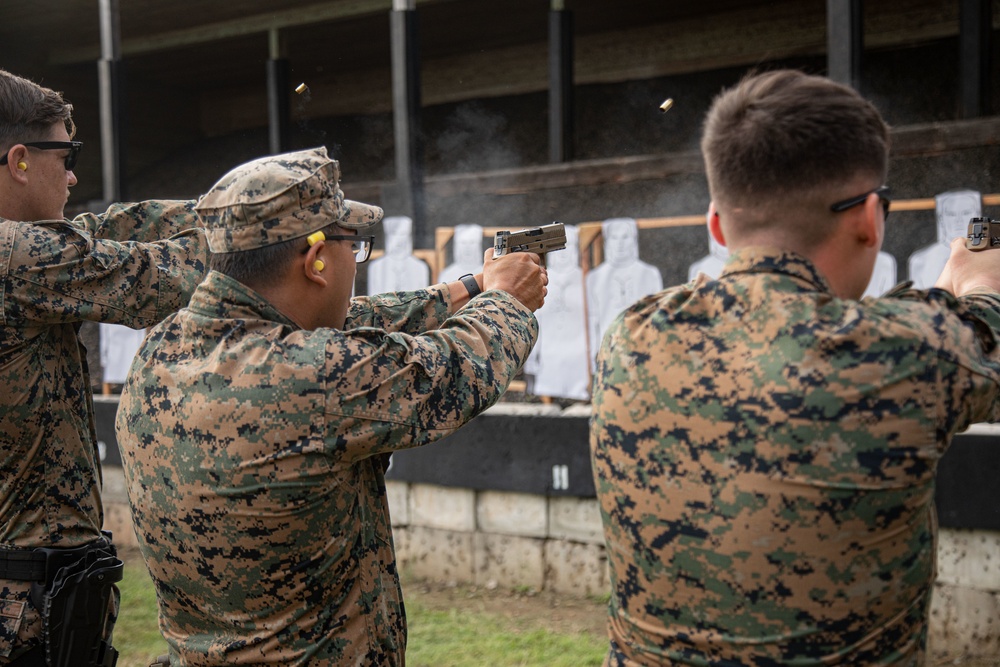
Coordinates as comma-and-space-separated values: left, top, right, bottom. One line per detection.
0, 69, 209, 663
590, 70, 1000, 666
115, 147, 546, 666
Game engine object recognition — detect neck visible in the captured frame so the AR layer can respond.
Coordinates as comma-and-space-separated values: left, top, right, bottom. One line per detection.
0, 186, 28, 221
728, 232, 869, 300
252, 282, 314, 329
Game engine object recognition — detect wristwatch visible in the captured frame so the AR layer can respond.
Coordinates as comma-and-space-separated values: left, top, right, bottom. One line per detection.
459, 273, 482, 299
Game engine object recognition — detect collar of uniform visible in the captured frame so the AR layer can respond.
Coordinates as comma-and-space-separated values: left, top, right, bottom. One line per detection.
188, 270, 300, 330
718, 246, 833, 294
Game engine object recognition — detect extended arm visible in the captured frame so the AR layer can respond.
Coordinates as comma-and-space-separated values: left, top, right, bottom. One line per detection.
1, 218, 208, 329
325, 289, 538, 462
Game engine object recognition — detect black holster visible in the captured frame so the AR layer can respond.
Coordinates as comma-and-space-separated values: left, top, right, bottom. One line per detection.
27, 536, 123, 667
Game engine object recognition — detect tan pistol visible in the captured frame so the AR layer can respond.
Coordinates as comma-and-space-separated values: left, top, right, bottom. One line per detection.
966, 217, 1000, 251
493, 222, 567, 259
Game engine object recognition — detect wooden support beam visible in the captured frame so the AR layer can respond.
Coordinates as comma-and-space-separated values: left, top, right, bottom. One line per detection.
429, 189, 1000, 285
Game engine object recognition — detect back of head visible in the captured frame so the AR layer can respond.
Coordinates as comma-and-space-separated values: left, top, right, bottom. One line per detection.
701, 69, 889, 247
0, 69, 75, 148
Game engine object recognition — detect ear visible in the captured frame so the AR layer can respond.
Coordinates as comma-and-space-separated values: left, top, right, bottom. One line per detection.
856, 193, 882, 249
304, 239, 328, 286
5, 145, 29, 183
707, 202, 726, 247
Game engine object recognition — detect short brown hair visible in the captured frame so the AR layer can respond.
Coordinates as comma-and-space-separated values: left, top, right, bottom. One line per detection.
0, 69, 76, 151
701, 69, 890, 243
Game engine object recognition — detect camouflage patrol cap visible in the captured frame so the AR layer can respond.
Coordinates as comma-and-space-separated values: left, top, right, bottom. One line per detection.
194, 147, 383, 253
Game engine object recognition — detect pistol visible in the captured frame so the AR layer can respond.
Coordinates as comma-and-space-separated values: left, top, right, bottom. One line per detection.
966, 217, 1000, 251
493, 222, 567, 259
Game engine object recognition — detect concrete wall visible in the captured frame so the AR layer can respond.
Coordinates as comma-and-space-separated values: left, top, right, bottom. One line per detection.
388, 483, 608, 598
931, 529, 1000, 660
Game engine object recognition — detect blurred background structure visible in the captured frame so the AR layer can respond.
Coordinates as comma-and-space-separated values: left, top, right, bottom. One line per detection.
1, 1, 996, 246
6, 0, 997, 385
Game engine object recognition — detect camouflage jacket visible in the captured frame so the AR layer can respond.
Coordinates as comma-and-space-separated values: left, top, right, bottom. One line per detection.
115, 271, 537, 666
0, 202, 207, 550
591, 247, 1000, 667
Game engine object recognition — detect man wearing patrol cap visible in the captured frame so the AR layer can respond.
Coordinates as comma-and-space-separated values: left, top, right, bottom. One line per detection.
115, 147, 548, 666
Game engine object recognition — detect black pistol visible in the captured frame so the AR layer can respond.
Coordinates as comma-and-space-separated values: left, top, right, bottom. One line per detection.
493, 222, 567, 259
966, 217, 1000, 251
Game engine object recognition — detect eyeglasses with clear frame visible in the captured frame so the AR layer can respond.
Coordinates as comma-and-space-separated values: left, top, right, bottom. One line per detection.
323, 234, 375, 264
830, 185, 891, 221
0, 141, 83, 171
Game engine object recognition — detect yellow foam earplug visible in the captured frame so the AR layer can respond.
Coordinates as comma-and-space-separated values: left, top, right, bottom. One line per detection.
314, 259, 325, 272
16, 161, 27, 171
307, 231, 325, 246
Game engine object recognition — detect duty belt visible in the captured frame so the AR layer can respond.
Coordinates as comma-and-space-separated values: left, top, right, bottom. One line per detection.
0, 548, 47, 582
0, 538, 112, 583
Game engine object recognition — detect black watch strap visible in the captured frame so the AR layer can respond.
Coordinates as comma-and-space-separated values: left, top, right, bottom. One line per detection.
459, 273, 482, 299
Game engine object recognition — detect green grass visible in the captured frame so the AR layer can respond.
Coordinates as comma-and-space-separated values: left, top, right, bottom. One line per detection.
115, 558, 169, 667
405, 601, 606, 667
114, 558, 606, 667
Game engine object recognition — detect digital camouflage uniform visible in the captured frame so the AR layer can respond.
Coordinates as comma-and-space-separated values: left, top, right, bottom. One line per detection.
590, 247, 1000, 667
0, 203, 208, 659
114, 147, 539, 666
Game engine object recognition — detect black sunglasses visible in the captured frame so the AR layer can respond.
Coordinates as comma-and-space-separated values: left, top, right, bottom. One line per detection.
830, 185, 891, 221
0, 141, 83, 171
323, 234, 375, 264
